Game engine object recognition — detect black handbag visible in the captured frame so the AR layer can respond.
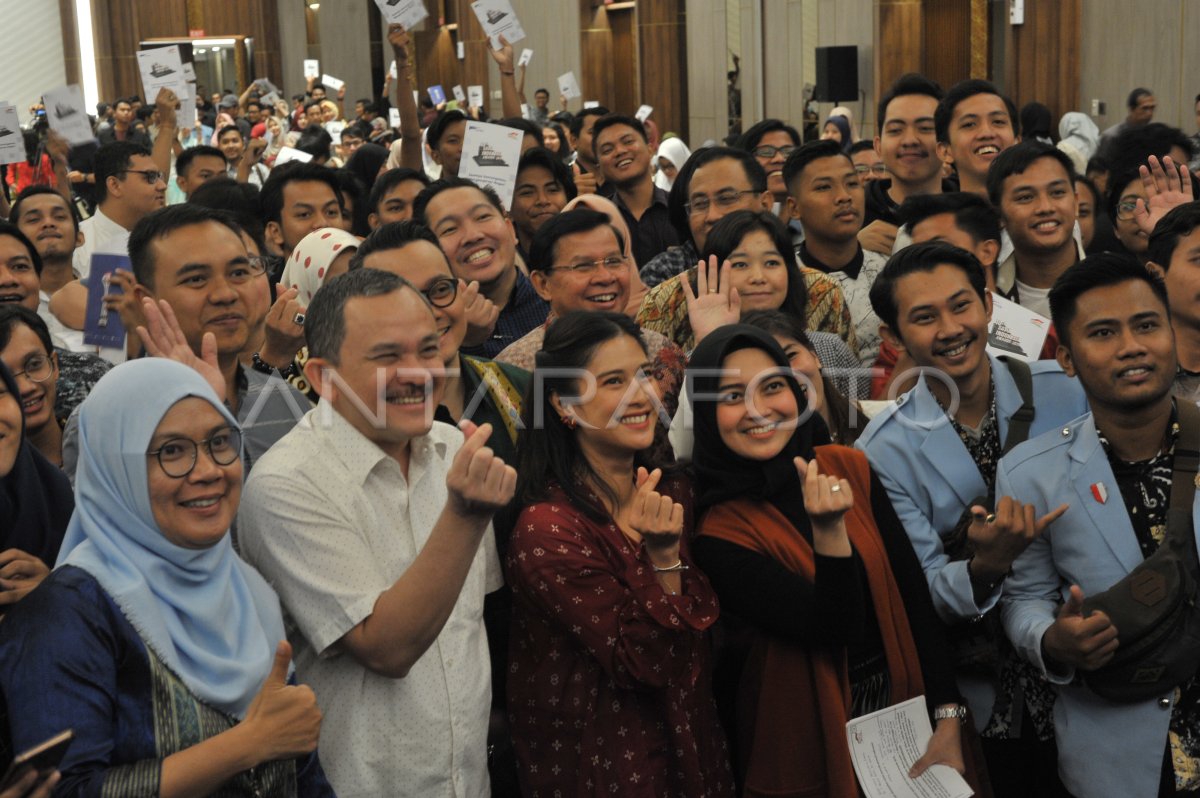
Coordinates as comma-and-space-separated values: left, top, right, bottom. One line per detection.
1081, 400, 1200, 702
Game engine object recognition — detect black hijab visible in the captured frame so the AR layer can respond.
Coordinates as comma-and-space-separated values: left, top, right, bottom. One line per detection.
689, 325, 831, 531
0, 360, 73, 566
345, 143, 390, 190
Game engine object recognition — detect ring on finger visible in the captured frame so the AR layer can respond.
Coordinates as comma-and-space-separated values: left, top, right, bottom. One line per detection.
985, 513, 996, 524
293, 312, 306, 326
830, 484, 842, 493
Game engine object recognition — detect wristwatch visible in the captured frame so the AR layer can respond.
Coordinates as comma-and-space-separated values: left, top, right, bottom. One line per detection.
933, 704, 969, 724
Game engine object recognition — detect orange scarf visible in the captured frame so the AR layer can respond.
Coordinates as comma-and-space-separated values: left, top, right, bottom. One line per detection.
700, 445, 924, 797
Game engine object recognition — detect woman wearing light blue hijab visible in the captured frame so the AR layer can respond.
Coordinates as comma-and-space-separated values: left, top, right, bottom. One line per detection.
0, 359, 334, 797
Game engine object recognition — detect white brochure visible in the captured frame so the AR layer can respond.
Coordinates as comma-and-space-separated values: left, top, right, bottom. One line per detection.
303, 59, 320, 78
274, 146, 314, 166
452, 85, 466, 103
471, 0, 525, 49
468, 85, 484, 108
986, 292, 1050, 362
558, 71, 582, 100
635, 104, 653, 122
42, 85, 94, 145
846, 696, 974, 798
518, 48, 533, 67
136, 46, 189, 100
0, 104, 26, 165
373, 0, 429, 30
458, 120, 523, 209
321, 74, 345, 91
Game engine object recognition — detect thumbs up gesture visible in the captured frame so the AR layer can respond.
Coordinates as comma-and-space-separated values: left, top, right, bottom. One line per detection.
1042, 585, 1120, 672
242, 641, 323, 762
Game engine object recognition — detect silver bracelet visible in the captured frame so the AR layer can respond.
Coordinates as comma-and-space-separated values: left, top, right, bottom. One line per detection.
652, 560, 689, 573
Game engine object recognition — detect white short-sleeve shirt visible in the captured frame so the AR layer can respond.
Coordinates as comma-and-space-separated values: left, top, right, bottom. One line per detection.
238, 403, 500, 798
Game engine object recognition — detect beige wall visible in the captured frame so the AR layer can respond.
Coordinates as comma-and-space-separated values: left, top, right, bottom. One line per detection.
689, 0, 876, 148
1079, 0, 1199, 133
480, 0, 582, 119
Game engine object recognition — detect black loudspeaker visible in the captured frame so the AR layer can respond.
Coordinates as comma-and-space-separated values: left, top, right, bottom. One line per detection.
814, 46, 859, 102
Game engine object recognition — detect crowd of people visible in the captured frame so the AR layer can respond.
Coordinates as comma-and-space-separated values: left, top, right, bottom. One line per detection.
4, 19, 1200, 798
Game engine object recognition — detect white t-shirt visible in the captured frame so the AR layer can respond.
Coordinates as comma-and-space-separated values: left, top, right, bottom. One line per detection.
1012, 279, 1052, 318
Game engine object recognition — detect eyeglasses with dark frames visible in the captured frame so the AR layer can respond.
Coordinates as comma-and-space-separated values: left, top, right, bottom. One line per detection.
422, 277, 459, 308
120, 169, 166, 185
147, 427, 242, 478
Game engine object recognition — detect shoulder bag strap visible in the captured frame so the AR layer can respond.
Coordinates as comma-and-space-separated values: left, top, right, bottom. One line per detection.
998, 356, 1035, 455
1171, 400, 1200, 513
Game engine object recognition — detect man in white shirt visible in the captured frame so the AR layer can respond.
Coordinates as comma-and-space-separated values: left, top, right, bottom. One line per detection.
987, 141, 1082, 319
73, 141, 166, 281
238, 268, 517, 798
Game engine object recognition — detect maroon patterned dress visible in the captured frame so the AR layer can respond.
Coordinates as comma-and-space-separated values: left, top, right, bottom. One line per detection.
505, 478, 734, 797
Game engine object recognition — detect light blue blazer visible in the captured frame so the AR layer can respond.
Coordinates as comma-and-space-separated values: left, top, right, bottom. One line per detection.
856, 355, 1088, 622
999, 411, 1192, 798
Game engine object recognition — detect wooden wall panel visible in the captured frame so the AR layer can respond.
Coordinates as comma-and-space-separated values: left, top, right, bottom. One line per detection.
579, 1, 620, 111
922, 0, 970, 93
638, 0, 688, 138
875, 0, 922, 98
87, 0, 283, 102
1004, 0, 1081, 127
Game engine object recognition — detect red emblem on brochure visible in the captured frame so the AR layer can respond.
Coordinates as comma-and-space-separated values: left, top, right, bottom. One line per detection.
1091, 482, 1108, 504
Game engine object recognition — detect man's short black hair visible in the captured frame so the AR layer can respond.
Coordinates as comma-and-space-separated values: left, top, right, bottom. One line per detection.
985, 140, 1076, 208
848, 140, 876, 157
568, 106, 610, 139
877, 73, 943, 132
216, 124, 242, 142
499, 117, 544, 147
188, 177, 266, 255
869, 241, 988, 332
782, 139, 849, 192
93, 141, 153, 204
666, 146, 768, 244
245, 100, 263, 113
935, 79, 1020, 144
305, 268, 425, 364
534, 88, 550, 97
259, 162, 344, 225
368, 167, 431, 216
9, 185, 80, 233
591, 115, 648, 151
516, 146, 577, 200
128, 205, 244, 289
296, 125, 333, 160
528, 208, 625, 273
349, 220, 444, 271
412, 176, 504, 226
1049, 252, 1168, 346
898, 191, 1002, 249
0, 221, 43, 277
1148, 201, 1200, 271
1107, 122, 1197, 180
1128, 87, 1153, 109
427, 109, 468, 149
176, 145, 227, 178
340, 122, 369, 142
735, 118, 801, 153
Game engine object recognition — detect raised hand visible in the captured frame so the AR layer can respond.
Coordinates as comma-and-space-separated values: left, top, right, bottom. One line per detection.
387, 24, 411, 60
1134, 155, 1194, 236
460, 280, 499, 348
137, 297, 225, 401
260, 286, 306, 369
241, 641, 322, 762
682, 255, 740, 344
103, 268, 148, 334
572, 163, 597, 195
628, 467, 684, 561
967, 497, 1068, 585
487, 35, 516, 72
154, 87, 179, 126
445, 421, 517, 518
1042, 584, 1119, 671
857, 219, 898, 256
795, 457, 853, 555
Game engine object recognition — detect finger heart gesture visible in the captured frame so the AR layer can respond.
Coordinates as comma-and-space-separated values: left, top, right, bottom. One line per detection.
795, 457, 853, 528
629, 467, 684, 547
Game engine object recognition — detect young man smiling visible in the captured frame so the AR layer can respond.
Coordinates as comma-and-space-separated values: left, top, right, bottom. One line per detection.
510, 147, 576, 257
594, 115, 678, 267
1148, 202, 1200, 401
857, 242, 1087, 795
935, 80, 1020, 198
785, 140, 888, 364
987, 141, 1082, 318
415, 177, 549, 358
999, 254, 1196, 798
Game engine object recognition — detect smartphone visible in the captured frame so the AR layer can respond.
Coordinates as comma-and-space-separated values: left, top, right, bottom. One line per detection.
0, 729, 73, 790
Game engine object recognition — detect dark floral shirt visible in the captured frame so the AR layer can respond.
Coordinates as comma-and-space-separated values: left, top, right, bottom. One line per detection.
1098, 408, 1200, 790
54, 348, 112, 426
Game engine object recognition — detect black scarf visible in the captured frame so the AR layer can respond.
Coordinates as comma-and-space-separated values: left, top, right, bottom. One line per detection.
0, 360, 73, 566
689, 325, 831, 535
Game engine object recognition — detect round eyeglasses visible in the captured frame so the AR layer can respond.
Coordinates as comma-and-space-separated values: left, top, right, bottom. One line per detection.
147, 427, 242, 478
11, 354, 54, 384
